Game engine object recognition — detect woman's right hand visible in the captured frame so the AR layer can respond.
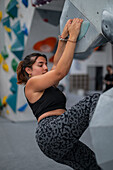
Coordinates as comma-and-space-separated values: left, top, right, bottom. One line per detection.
68, 18, 83, 41
61, 19, 73, 39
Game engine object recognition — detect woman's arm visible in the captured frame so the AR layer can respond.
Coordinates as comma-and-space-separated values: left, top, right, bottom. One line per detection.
51, 40, 67, 86
51, 19, 73, 70
26, 18, 83, 92
51, 40, 67, 71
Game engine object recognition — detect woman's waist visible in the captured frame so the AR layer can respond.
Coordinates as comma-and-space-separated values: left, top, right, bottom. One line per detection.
38, 109, 66, 123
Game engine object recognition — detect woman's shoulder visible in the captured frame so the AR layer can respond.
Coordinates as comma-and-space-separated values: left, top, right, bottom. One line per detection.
25, 84, 45, 103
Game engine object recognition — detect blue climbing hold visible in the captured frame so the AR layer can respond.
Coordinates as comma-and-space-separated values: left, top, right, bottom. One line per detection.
18, 103, 28, 112
22, 0, 28, 8
77, 21, 90, 41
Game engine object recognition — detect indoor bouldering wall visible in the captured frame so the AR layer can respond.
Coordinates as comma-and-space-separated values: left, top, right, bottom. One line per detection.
0, 0, 35, 121
0, 0, 65, 121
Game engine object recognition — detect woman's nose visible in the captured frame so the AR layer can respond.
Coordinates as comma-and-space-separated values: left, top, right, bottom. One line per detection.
44, 64, 48, 70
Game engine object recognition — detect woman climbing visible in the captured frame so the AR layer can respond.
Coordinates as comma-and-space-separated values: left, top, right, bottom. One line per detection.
17, 18, 101, 169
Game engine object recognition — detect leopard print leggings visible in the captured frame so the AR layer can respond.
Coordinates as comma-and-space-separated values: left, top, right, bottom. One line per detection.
35, 93, 101, 170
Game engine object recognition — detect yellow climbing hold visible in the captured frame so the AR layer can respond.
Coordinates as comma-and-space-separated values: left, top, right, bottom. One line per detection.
6, 110, 10, 114
2, 96, 7, 106
0, 11, 2, 21
0, 53, 3, 64
2, 63, 9, 72
4, 26, 11, 32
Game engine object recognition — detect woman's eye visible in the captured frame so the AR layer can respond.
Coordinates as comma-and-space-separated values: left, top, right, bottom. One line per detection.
38, 65, 42, 67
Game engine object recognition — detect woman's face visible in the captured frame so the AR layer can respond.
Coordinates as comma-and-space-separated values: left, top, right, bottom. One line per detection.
29, 56, 48, 77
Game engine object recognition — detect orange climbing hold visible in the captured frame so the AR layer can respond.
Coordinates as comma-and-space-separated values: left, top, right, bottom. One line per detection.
33, 37, 57, 53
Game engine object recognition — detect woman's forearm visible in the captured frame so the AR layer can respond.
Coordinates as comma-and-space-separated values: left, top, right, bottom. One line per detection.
55, 37, 77, 78
52, 40, 67, 68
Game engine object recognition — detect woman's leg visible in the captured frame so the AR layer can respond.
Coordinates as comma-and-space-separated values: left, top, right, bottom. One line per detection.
56, 93, 100, 140
36, 93, 100, 168
58, 141, 101, 170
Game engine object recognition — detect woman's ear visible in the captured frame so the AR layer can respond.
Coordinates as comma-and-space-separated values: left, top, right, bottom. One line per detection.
25, 67, 32, 75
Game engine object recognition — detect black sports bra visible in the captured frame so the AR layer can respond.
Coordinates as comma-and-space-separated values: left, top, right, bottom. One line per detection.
25, 86, 67, 120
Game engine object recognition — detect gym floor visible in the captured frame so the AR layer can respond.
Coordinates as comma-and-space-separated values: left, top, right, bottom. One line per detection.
0, 116, 72, 170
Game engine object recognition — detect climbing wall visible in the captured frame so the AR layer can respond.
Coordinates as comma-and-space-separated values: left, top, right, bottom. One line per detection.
60, 0, 113, 59
0, 0, 65, 121
1, 0, 112, 122
0, 0, 35, 121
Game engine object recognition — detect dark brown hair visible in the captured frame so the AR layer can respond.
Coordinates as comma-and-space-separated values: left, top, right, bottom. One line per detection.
17, 53, 47, 85
107, 65, 112, 69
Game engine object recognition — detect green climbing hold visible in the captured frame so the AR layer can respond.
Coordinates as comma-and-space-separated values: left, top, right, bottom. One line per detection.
0, 98, 2, 107
11, 58, 18, 72
1, 46, 9, 60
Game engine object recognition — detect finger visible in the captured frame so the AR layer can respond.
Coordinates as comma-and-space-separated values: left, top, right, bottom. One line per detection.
73, 18, 83, 23
76, 18, 81, 23
67, 19, 73, 24
80, 19, 83, 23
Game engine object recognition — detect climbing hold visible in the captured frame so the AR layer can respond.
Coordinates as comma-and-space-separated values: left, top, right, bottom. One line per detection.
77, 21, 90, 41
0, 98, 3, 111
4, 25, 12, 32
0, 53, 3, 64
22, 23, 28, 36
0, 97, 7, 110
0, 11, 2, 21
11, 20, 21, 36
33, 37, 57, 52
2, 62, 9, 72
11, 58, 18, 72
11, 43, 24, 60
6, 110, 10, 114
0, 98, 2, 107
9, 74, 18, 93
1, 16, 12, 39
6, 94, 17, 112
11, 23, 25, 60
1, 46, 9, 60
6, 0, 19, 19
11, 37, 24, 60
22, 0, 28, 8
6, 74, 18, 113
18, 103, 28, 112
15, 30, 24, 46
2, 96, 7, 106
